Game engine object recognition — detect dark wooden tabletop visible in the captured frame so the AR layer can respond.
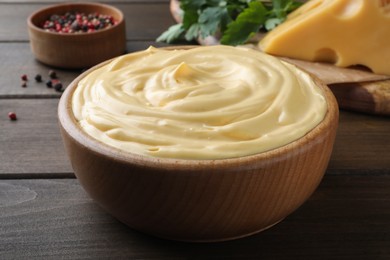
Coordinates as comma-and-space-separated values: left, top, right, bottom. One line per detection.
1, 1, 389, 259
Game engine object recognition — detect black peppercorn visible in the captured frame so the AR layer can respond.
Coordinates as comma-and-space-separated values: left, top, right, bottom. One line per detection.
48, 70, 57, 79
34, 74, 42, 82
46, 79, 53, 88
54, 82, 63, 92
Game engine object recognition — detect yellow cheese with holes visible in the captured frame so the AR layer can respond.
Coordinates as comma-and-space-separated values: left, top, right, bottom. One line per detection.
259, 0, 390, 75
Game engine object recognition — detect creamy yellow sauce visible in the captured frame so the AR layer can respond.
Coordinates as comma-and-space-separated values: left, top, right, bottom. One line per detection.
72, 46, 327, 159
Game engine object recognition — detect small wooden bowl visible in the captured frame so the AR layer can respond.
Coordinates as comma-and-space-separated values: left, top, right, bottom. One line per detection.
58, 47, 339, 242
28, 2, 126, 69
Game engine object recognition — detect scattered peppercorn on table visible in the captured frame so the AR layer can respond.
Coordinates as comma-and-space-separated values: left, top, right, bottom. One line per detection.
0, 0, 389, 258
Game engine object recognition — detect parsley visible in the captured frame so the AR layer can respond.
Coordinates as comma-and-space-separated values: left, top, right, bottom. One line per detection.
220, 1, 267, 46
157, 0, 302, 46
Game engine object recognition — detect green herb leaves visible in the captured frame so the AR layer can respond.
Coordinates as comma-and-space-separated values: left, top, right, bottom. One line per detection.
265, 0, 303, 30
220, 1, 267, 45
157, 0, 302, 46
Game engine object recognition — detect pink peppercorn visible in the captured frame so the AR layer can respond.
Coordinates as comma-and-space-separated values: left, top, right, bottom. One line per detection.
41, 11, 117, 33
8, 112, 17, 121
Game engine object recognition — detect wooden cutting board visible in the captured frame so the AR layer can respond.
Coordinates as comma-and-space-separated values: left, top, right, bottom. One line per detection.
280, 58, 390, 116
169, 0, 390, 116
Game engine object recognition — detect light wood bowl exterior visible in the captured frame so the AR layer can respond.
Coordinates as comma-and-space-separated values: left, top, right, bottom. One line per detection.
58, 47, 339, 242
28, 2, 126, 69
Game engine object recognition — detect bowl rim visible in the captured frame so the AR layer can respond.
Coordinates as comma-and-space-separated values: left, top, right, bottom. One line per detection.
58, 46, 339, 171
27, 2, 124, 37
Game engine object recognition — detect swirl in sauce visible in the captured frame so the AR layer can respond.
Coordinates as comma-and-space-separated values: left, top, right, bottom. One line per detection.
72, 46, 327, 159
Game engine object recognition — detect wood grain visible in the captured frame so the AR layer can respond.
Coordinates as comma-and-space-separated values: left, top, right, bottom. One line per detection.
57, 55, 339, 241
0, 3, 174, 41
0, 0, 388, 258
0, 41, 167, 98
1, 99, 389, 177
169, 0, 390, 116
328, 111, 390, 173
329, 80, 390, 116
0, 176, 389, 259
0, 43, 80, 98
0, 99, 72, 176
28, 2, 127, 69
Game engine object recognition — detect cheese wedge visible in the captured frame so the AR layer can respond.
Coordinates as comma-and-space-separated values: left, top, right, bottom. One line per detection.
259, 0, 390, 75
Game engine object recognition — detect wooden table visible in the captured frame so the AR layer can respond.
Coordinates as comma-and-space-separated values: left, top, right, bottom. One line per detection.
1, 1, 389, 259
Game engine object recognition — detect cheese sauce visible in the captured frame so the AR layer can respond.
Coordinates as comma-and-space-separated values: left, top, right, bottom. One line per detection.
72, 46, 327, 159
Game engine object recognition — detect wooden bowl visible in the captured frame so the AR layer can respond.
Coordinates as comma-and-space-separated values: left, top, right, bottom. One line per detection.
58, 47, 339, 242
27, 2, 126, 69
